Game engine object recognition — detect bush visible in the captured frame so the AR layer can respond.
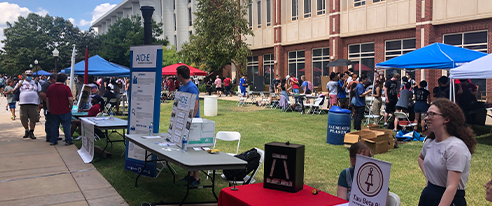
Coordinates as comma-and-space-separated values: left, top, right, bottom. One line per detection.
198, 84, 207, 93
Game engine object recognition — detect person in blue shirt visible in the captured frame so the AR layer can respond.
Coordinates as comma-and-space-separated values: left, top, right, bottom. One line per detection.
353, 74, 372, 130
239, 75, 248, 97
176, 65, 201, 186
338, 74, 348, 109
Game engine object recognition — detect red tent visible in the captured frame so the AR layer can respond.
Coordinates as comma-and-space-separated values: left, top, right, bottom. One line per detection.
162, 63, 207, 76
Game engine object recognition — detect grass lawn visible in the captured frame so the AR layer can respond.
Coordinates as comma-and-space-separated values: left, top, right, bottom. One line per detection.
75, 99, 492, 206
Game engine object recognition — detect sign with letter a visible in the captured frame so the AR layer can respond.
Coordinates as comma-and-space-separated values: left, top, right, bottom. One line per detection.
349, 155, 391, 206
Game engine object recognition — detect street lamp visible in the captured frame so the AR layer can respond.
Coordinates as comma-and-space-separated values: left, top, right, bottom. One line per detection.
34, 59, 38, 76
52, 48, 59, 72
140, 0, 155, 45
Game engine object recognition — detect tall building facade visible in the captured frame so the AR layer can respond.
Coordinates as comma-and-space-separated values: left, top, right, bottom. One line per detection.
91, 0, 196, 51
246, 0, 492, 94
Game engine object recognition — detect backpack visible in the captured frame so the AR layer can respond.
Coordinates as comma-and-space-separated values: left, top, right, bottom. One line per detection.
223, 148, 261, 183
307, 81, 314, 91
435, 86, 448, 99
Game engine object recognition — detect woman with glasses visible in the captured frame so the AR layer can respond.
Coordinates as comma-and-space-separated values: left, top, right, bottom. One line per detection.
417, 98, 477, 206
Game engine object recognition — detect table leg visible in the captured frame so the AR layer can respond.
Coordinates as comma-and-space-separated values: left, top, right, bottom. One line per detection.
181, 173, 191, 206
135, 150, 149, 187
166, 161, 176, 183
211, 170, 218, 201
99, 130, 110, 161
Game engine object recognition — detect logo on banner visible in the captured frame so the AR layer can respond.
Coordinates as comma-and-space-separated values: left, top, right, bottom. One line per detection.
133, 76, 138, 84
356, 162, 384, 197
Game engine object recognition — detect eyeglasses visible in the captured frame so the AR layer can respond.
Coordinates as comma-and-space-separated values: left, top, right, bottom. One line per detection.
424, 112, 443, 119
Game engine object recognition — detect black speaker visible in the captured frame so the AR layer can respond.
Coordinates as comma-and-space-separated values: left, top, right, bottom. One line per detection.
263, 142, 305, 193
253, 75, 264, 91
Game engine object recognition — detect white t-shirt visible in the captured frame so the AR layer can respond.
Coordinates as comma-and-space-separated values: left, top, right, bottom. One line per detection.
421, 136, 471, 190
326, 81, 338, 95
18, 80, 42, 105
194, 77, 199, 84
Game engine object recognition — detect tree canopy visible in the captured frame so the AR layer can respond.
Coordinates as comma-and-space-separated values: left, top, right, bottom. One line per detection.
1, 13, 99, 75
179, 0, 253, 73
97, 15, 168, 67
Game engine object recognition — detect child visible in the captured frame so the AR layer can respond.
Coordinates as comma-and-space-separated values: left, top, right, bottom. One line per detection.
3, 80, 16, 120
337, 142, 373, 201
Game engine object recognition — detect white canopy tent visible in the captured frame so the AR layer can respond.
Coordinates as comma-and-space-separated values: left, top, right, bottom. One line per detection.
450, 53, 492, 79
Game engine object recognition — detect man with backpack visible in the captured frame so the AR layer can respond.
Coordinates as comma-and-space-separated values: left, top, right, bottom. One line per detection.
16, 70, 42, 139
432, 76, 462, 101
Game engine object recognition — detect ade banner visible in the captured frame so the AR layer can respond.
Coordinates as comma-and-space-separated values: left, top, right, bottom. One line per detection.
125, 45, 163, 177
349, 155, 391, 206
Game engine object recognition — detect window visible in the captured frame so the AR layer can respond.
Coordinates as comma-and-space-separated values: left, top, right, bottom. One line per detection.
174, 14, 176, 31
348, 43, 374, 81
444, 31, 488, 96
249, 2, 253, 27
264, 54, 274, 85
188, 0, 191, 3
247, 56, 259, 85
257, 1, 261, 28
266, 0, 271, 26
385, 39, 416, 79
292, 0, 298, 21
304, 0, 311, 18
373, 0, 384, 3
354, 0, 365, 7
189, 31, 192, 37
312, 48, 330, 86
317, 0, 325, 15
174, 35, 177, 48
188, 8, 192, 26
288, 51, 305, 80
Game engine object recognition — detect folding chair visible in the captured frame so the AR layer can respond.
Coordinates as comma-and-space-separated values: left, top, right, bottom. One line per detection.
304, 97, 322, 114
221, 147, 264, 186
394, 112, 418, 138
270, 93, 279, 109
388, 192, 401, 206
260, 93, 270, 108
207, 131, 241, 179
311, 96, 326, 115
237, 92, 247, 107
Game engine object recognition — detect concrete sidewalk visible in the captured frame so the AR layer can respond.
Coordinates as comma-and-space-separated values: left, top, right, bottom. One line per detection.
0, 103, 127, 206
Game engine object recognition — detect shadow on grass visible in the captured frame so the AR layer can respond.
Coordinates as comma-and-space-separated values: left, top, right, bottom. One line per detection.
476, 134, 492, 146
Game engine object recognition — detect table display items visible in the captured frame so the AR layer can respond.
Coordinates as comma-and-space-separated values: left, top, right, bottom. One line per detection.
263, 142, 305, 193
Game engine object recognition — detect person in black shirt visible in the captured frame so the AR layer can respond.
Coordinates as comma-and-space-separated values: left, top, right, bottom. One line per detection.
432, 76, 462, 101
414, 81, 431, 131
384, 73, 400, 128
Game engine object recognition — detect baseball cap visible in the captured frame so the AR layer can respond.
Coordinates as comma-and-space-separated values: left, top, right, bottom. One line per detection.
25, 70, 33, 76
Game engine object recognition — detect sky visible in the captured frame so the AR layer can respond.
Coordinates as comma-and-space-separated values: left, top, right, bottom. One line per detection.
0, 0, 123, 48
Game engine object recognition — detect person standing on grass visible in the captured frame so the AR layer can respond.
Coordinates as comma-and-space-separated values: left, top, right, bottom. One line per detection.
206, 78, 213, 96
239, 75, 248, 98
290, 73, 299, 94
393, 82, 413, 131
39, 73, 57, 142
384, 73, 400, 128
338, 74, 349, 109
353, 74, 372, 131
3, 80, 16, 120
417, 98, 476, 206
371, 80, 383, 119
46, 73, 74, 146
414, 81, 431, 132
17, 70, 42, 139
176, 65, 201, 186
193, 76, 199, 88
215, 75, 222, 97
327, 72, 339, 109
224, 76, 231, 97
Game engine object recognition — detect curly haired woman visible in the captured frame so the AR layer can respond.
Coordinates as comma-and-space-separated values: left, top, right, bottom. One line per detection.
418, 98, 477, 206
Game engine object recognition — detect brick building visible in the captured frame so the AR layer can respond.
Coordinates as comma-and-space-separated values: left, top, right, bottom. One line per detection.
244, 0, 492, 95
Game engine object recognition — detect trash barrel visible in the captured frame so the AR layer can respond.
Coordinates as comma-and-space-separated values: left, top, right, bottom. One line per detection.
204, 96, 218, 116
327, 106, 352, 145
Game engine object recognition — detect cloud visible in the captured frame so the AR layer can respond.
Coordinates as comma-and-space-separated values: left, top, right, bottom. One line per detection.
90, 3, 117, 25
68, 18, 75, 24
0, 3, 49, 49
79, 19, 90, 27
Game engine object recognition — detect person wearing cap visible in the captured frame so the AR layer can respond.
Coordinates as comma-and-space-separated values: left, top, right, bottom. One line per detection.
16, 70, 42, 139
46, 73, 74, 146
39, 73, 58, 142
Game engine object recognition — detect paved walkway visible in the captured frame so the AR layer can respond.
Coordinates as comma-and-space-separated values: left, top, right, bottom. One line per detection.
0, 101, 127, 206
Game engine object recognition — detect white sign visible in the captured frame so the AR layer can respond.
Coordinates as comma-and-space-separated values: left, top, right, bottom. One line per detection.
168, 92, 197, 146
349, 155, 391, 206
130, 45, 161, 68
77, 119, 95, 163
128, 71, 156, 161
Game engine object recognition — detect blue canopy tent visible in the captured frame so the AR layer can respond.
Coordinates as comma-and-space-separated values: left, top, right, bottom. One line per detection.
375, 43, 486, 69
34, 70, 51, 76
63, 55, 130, 77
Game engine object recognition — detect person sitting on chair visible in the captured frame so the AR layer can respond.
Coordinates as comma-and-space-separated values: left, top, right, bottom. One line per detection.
103, 86, 117, 111
71, 95, 105, 139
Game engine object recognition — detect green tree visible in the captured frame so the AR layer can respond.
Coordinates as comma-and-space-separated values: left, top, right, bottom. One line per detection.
98, 15, 168, 67
179, 0, 253, 73
162, 45, 181, 67
1, 13, 97, 74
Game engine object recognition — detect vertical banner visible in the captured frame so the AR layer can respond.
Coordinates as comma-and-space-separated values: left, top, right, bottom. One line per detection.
77, 118, 95, 163
349, 155, 391, 206
125, 45, 163, 177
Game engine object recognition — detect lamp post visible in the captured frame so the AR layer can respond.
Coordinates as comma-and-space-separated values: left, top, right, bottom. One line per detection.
52, 48, 59, 73
140, 0, 155, 45
34, 59, 38, 76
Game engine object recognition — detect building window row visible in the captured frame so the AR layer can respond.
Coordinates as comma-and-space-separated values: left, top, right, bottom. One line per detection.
312, 48, 330, 86
288, 50, 306, 80
264, 54, 274, 84
385, 39, 416, 79
292, 0, 326, 21
247, 56, 259, 85
354, 0, 385, 7
249, 0, 272, 29
349, 43, 375, 81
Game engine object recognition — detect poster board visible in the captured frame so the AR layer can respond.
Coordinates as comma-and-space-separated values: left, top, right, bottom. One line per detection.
125, 45, 163, 177
187, 118, 215, 147
77, 84, 92, 109
168, 91, 197, 146
349, 155, 391, 206
77, 118, 95, 163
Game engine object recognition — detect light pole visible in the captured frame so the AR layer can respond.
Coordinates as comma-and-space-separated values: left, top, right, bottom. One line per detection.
52, 48, 59, 73
140, 0, 155, 45
34, 59, 38, 76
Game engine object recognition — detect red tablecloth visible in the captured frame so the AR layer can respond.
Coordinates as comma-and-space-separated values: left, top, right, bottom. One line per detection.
218, 183, 348, 206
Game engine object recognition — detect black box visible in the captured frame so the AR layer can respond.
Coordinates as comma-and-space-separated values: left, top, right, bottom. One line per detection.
263, 142, 305, 193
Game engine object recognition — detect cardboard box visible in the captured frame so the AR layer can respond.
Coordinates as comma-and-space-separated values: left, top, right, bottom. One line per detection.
370, 128, 394, 150
368, 124, 380, 130
344, 133, 361, 148
363, 139, 389, 154
321, 76, 330, 92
